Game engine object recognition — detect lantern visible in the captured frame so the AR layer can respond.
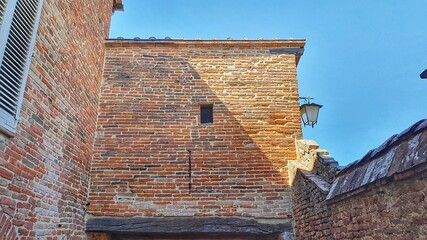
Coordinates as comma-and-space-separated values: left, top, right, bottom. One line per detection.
300, 97, 322, 128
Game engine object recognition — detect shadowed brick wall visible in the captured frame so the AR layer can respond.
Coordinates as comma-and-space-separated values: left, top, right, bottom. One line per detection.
290, 140, 337, 240
292, 120, 427, 239
329, 166, 427, 239
88, 39, 304, 222
0, 1, 113, 238
292, 171, 332, 240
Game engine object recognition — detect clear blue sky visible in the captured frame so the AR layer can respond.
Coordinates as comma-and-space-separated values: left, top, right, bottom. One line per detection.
109, 0, 427, 166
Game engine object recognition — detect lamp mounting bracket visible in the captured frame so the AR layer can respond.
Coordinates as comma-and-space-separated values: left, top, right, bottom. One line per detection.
299, 96, 314, 104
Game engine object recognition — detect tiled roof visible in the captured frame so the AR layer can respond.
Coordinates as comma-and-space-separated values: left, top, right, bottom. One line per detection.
327, 119, 427, 200
105, 38, 306, 49
111, 37, 303, 41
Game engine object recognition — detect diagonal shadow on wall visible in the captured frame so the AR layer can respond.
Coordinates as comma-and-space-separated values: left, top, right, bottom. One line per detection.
89, 48, 300, 224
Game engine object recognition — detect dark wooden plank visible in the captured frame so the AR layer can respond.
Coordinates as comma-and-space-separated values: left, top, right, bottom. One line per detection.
110, 232, 279, 240
86, 217, 292, 235
269, 48, 304, 55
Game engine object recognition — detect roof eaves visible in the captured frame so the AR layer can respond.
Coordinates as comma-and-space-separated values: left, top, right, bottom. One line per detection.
113, 0, 124, 12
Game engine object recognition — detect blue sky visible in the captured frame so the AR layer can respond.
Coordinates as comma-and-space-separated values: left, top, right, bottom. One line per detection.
109, 0, 427, 166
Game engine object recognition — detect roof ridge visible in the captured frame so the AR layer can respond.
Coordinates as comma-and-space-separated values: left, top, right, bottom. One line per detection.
337, 119, 427, 176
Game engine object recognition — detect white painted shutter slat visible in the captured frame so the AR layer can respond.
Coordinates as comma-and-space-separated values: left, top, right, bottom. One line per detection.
0, 77, 18, 101
15, 4, 35, 32
0, 0, 7, 27
0, 83, 17, 103
0, 69, 20, 93
2, 51, 23, 74
13, 12, 33, 35
6, 34, 29, 60
0, 92, 17, 114
1, 56, 23, 82
1, 58, 22, 88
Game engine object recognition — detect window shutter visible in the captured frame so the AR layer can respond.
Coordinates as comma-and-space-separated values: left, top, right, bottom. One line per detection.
0, 0, 43, 135
0, 0, 8, 27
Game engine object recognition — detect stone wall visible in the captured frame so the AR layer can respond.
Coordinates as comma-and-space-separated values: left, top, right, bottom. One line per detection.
88, 39, 304, 222
0, 1, 113, 238
292, 120, 427, 239
290, 140, 337, 240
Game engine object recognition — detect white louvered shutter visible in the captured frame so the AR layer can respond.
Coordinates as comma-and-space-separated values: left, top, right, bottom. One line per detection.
0, 0, 43, 135
0, 0, 8, 27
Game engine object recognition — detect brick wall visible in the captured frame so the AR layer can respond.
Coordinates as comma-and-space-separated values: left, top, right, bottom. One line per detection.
293, 166, 427, 240
292, 171, 332, 240
290, 140, 338, 239
0, 1, 113, 238
88, 40, 304, 221
330, 165, 427, 239
292, 120, 427, 239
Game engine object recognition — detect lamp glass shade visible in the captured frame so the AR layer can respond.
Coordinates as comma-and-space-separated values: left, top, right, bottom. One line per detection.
300, 103, 322, 127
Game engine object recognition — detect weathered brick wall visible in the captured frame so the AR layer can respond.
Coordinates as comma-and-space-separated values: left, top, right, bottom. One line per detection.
0, 1, 113, 238
329, 164, 427, 239
293, 167, 427, 240
291, 140, 337, 240
292, 170, 332, 240
327, 120, 427, 239
88, 40, 304, 221
292, 120, 427, 239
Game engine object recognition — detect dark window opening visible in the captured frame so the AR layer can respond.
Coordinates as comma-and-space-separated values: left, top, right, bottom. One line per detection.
200, 104, 213, 124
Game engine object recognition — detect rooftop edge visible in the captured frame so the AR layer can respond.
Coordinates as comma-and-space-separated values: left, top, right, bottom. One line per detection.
105, 38, 306, 48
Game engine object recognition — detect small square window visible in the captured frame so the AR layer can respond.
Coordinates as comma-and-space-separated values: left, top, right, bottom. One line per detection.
200, 104, 213, 124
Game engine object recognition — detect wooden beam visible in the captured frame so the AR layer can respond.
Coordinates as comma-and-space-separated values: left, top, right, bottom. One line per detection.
86, 217, 292, 236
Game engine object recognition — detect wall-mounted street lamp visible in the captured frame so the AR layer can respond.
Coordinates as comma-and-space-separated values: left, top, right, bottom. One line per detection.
299, 96, 322, 128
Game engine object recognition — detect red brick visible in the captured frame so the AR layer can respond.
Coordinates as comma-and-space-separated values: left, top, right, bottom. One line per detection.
88, 40, 304, 220
0, 167, 13, 180
0, 1, 114, 239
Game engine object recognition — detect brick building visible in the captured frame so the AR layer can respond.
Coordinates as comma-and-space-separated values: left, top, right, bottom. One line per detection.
0, 0, 306, 238
86, 39, 304, 239
1, 1, 426, 239
0, 1, 121, 239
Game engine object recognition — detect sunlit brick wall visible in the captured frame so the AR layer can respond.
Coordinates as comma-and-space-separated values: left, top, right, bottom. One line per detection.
88, 40, 304, 220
